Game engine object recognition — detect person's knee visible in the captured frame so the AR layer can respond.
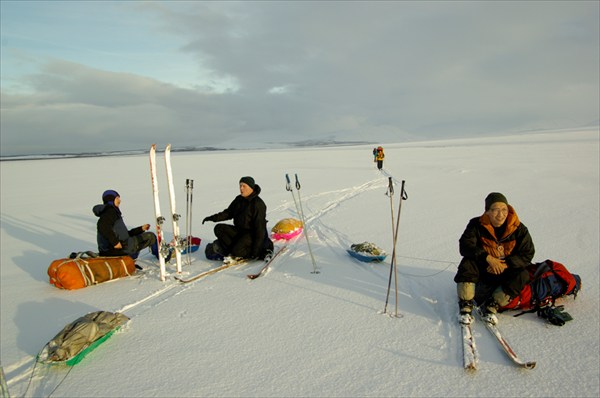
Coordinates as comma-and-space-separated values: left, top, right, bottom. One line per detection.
146, 232, 157, 246
454, 258, 480, 283
457, 282, 475, 301
492, 286, 511, 307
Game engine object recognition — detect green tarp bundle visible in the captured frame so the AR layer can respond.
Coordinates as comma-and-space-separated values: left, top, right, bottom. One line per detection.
39, 311, 129, 366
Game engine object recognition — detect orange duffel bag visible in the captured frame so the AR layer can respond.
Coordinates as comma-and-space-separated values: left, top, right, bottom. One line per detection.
48, 252, 137, 290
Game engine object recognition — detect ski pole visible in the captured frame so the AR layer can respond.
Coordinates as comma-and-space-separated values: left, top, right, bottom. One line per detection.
286, 174, 319, 274
286, 173, 301, 217
383, 177, 396, 315
295, 174, 318, 274
383, 179, 408, 317
185, 179, 194, 266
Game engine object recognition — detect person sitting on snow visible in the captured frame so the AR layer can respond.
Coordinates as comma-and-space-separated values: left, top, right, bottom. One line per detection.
93, 190, 157, 260
454, 192, 535, 325
202, 176, 274, 260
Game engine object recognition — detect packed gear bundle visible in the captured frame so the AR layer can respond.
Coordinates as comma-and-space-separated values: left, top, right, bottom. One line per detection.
48, 252, 136, 290
347, 242, 387, 262
38, 311, 129, 366
271, 218, 303, 240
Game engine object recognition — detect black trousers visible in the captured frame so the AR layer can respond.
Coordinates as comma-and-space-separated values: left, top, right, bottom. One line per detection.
100, 232, 157, 259
214, 224, 253, 258
454, 257, 530, 303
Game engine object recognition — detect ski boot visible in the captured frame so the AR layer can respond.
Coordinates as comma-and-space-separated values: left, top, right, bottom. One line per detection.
479, 298, 499, 325
458, 300, 475, 325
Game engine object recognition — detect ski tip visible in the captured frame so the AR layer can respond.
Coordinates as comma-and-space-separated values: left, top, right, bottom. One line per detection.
523, 361, 536, 370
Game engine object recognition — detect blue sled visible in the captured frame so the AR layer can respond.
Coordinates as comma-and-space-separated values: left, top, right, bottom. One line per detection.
347, 250, 387, 263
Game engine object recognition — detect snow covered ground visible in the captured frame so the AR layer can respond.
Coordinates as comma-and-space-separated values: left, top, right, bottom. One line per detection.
1, 128, 598, 397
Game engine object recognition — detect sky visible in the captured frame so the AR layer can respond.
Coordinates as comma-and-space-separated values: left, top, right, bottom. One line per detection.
1, 0, 599, 156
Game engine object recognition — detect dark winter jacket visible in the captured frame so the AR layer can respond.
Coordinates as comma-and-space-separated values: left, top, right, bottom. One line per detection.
205, 184, 268, 258
93, 203, 144, 255
459, 205, 535, 270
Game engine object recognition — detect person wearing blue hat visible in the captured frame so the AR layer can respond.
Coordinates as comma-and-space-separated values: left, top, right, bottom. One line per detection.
202, 177, 273, 260
93, 190, 157, 261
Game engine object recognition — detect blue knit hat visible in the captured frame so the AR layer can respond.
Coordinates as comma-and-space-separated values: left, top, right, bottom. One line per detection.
102, 189, 120, 204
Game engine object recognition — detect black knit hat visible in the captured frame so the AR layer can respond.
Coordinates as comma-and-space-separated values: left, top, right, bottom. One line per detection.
239, 176, 256, 189
102, 189, 120, 204
485, 192, 508, 210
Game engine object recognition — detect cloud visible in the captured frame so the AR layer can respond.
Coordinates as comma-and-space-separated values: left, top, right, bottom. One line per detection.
1, 1, 598, 156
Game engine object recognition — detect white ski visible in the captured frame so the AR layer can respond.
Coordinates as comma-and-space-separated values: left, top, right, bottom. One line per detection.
164, 144, 183, 274
150, 144, 167, 281
476, 308, 536, 369
460, 316, 478, 371
175, 257, 249, 284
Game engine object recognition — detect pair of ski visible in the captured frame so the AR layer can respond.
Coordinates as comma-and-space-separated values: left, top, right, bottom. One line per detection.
461, 308, 536, 371
175, 246, 288, 284
150, 144, 184, 281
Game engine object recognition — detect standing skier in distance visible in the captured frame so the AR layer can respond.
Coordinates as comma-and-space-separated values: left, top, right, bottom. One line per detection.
202, 176, 274, 260
454, 192, 535, 325
374, 146, 385, 170
93, 190, 157, 260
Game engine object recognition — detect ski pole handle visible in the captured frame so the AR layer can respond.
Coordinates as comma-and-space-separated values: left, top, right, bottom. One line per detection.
387, 177, 394, 196
400, 180, 408, 200
286, 174, 292, 191
295, 174, 301, 190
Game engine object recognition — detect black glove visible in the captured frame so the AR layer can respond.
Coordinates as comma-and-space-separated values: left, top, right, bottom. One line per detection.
202, 216, 213, 225
537, 305, 573, 326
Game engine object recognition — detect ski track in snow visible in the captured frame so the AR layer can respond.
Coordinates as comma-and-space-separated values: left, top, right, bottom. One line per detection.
2, 131, 598, 397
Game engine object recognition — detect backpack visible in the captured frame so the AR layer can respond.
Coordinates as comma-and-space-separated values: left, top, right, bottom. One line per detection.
500, 259, 582, 313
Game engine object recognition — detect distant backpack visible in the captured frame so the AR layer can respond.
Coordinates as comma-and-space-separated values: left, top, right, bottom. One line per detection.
500, 259, 582, 312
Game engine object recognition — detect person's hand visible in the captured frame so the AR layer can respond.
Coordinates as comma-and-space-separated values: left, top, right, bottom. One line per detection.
114, 242, 123, 249
486, 256, 507, 275
202, 217, 211, 224
142, 224, 150, 231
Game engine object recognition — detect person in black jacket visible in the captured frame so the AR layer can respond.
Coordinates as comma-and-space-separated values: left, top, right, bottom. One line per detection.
202, 176, 273, 260
454, 192, 535, 325
92, 190, 156, 260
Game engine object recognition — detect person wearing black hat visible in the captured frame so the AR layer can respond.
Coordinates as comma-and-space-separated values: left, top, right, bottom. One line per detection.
92, 190, 157, 261
202, 177, 273, 260
454, 192, 535, 325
